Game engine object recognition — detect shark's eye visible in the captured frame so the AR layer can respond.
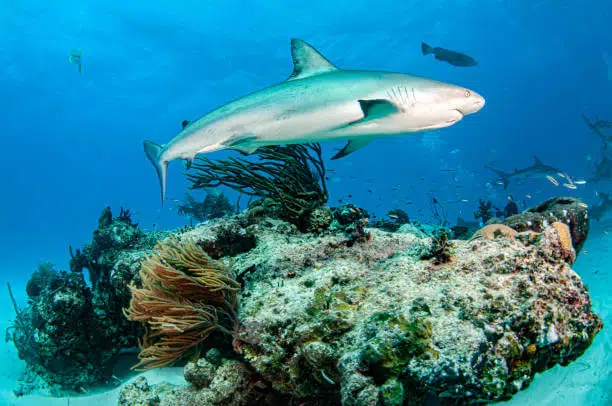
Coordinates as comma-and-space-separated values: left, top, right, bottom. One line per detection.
464, 90, 471, 97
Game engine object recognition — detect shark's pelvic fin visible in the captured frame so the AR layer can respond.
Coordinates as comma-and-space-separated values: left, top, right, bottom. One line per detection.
143, 140, 168, 206
331, 138, 374, 160
222, 133, 259, 155
287, 38, 338, 81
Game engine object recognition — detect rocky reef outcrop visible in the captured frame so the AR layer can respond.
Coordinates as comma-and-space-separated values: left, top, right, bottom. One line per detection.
116, 197, 602, 405
8, 207, 167, 393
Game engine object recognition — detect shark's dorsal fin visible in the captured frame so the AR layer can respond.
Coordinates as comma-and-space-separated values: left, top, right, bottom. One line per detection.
287, 39, 338, 81
533, 156, 543, 166
181, 120, 191, 129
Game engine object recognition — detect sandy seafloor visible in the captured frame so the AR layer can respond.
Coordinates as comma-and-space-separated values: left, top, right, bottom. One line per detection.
0, 224, 609, 406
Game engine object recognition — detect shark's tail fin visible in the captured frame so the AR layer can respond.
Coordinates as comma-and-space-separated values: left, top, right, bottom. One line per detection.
421, 42, 433, 55
144, 140, 168, 206
485, 164, 510, 189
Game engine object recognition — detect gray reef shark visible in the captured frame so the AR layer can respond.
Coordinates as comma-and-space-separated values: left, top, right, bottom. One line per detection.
144, 39, 485, 203
591, 192, 612, 221
486, 156, 562, 189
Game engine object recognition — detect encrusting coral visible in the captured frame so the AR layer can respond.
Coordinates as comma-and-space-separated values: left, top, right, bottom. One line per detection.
471, 224, 518, 240
124, 236, 240, 370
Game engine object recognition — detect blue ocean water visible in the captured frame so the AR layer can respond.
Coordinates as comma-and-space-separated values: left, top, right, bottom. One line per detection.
0, 0, 610, 404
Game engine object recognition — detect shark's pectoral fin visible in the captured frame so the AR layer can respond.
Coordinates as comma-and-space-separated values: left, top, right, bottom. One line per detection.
358, 99, 401, 119
287, 39, 339, 81
342, 99, 401, 128
331, 138, 374, 160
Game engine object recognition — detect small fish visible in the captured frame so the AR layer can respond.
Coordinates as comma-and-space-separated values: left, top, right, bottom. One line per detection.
586, 154, 592, 161
526, 194, 532, 199
388, 214, 399, 220
421, 42, 478, 67
579, 202, 589, 208
557, 172, 566, 178
348, 194, 353, 198
546, 175, 559, 186
68, 49, 83, 74
574, 180, 587, 185
441, 168, 456, 172
563, 183, 577, 190
367, 189, 373, 193
449, 148, 461, 154
460, 199, 469, 203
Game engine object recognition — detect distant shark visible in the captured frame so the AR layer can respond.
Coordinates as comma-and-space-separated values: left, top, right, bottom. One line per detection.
486, 156, 562, 189
588, 156, 612, 183
591, 192, 612, 221
582, 114, 610, 149
144, 39, 485, 204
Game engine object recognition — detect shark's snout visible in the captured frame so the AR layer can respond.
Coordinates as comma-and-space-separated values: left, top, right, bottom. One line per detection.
457, 92, 485, 116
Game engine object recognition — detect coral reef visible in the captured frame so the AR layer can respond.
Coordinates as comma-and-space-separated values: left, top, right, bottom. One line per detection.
11, 198, 602, 405
118, 198, 601, 405
187, 143, 328, 231
118, 348, 284, 405
8, 207, 166, 392
176, 192, 235, 223
374, 209, 410, 232
504, 196, 589, 252
474, 199, 495, 224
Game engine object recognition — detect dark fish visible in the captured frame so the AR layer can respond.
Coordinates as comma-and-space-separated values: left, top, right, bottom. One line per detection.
422, 42, 478, 67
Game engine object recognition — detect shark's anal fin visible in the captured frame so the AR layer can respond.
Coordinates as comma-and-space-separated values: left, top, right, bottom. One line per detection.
331, 138, 374, 160
287, 39, 338, 81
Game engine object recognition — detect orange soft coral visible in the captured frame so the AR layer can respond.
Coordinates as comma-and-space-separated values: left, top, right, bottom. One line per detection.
124, 236, 240, 370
